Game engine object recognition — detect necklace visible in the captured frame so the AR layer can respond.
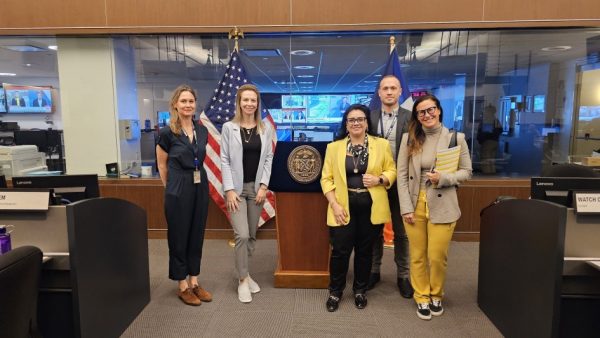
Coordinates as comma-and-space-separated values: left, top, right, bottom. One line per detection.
346, 135, 369, 173
351, 154, 360, 174
242, 127, 254, 143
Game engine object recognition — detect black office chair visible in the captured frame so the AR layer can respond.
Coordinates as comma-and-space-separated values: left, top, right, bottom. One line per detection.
541, 163, 599, 177
0, 246, 43, 338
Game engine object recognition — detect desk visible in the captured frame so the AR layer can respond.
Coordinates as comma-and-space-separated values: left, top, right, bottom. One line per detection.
478, 199, 600, 337
4, 198, 150, 338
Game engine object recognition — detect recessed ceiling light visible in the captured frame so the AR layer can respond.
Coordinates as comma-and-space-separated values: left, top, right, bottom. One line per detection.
241, 49, 280, 57
2, 45, 46, 52
296, 75, 314, 78
0, 73, 17, 76
540, 46, 571, 52
374, 74, 382, 77
290, 50, 315, 56
24, 63, 32, 67
454, 73, 467, 76
299, 81, 313, 84
293, 65, 315, 70
364, 80, 379, 84
369, 61, 375, 64
47, 45, 58, 51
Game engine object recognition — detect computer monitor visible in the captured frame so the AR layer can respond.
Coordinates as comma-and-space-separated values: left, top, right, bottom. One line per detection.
11, 174, 99, 204
530, 177, 600, 207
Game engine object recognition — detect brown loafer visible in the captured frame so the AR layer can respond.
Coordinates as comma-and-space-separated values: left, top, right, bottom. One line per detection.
192, 284, 213, 302
177, 288, 201, 306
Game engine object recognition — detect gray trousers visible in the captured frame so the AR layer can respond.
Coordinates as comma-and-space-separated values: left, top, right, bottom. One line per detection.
230, 181, 263, 279
371, 185, 410, 278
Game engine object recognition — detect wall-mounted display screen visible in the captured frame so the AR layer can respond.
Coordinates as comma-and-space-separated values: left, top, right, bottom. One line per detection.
3, 83, 53, 114
270, 94, 372, 125
0, 87, 6, 113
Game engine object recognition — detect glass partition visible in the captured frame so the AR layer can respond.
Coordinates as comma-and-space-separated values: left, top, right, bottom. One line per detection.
1, 28, 599, 177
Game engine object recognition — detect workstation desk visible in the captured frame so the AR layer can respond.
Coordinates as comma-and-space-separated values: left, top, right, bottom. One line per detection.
3, 197, 149, 338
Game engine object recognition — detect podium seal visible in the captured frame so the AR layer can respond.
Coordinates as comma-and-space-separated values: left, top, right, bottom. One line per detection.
287, 145, 322, 184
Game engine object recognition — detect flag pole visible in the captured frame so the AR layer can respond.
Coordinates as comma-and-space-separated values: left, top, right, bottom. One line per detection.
226, 26, 245, 248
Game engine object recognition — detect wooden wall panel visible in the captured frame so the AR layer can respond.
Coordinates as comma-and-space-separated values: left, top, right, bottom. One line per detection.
105, 0, 290, 29
291, 0, 483, 26
99, 178, 274, 239
0, 0, 106, 29
99, 177, 529, 241
484, 0, 600, 21
1, 0, 598, 35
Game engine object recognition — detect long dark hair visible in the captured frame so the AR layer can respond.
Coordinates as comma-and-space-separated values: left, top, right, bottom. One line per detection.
407, 94, 444, 155
334, 104, 377, 141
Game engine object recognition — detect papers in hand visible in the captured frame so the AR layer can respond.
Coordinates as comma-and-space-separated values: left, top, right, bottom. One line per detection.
435, 146, 461, 174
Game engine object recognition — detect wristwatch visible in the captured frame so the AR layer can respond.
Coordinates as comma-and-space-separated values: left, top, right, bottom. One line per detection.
379, 176, 384, 185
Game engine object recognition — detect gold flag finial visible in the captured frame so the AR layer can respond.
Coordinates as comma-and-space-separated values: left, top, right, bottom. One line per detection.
389, 36, 396, 54
228, 27, 245, 52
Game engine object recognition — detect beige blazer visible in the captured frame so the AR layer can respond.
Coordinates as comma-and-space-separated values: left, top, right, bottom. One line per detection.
396, 127, 472, 223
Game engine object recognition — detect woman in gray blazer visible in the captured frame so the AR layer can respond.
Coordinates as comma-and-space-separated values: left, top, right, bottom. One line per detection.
397, 94, 472, 320
220, 84, 274, 303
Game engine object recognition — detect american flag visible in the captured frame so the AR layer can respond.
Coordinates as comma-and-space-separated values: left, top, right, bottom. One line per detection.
369, 48, 414, 111
199, 51, 277, 226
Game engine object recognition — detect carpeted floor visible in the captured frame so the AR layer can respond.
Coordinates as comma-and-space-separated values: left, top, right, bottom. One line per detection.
121, 239, 502, 338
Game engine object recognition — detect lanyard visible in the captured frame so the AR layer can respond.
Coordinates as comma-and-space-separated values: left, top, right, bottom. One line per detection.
379, 110, 398, 140
182, 126, 200, 170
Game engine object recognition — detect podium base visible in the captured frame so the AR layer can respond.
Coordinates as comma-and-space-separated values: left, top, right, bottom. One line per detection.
274, 267, 329, 288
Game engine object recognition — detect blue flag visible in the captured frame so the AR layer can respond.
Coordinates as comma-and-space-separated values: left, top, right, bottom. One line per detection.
369, 48, 413, 112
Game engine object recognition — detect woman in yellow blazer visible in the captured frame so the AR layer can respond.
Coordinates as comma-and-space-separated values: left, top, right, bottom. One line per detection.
320, 104, 396, 312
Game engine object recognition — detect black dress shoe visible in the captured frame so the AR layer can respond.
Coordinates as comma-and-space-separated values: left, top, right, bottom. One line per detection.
367, 273, 380, 290
397, 277, 414, 298
326, 295, 340, 312
354, 293, 367, 309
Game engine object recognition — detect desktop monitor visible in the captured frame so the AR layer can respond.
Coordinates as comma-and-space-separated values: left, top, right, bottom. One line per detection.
12, 174, 100, 204
157, 111, 170, 127
530, 177, 600, 207
0, 86, 6, 113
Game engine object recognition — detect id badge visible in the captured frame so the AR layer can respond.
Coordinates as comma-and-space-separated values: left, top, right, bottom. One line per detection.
193, 170, 201, 184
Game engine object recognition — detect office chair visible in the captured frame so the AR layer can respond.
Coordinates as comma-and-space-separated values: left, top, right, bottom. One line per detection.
0, 246, 43, 338
541, 163, 599, 177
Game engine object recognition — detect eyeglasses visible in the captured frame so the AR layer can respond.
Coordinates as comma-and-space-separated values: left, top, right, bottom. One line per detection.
347, 117, 366, 125
416, 106, 438, 117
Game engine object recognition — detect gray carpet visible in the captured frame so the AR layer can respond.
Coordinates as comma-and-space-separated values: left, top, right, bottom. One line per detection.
121, 239, 502, 337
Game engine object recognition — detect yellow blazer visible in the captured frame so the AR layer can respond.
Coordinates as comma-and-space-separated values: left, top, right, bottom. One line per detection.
321, 135, 397, 226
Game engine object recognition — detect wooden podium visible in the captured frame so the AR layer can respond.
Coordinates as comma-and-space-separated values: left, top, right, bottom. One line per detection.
270, 142, 330, 288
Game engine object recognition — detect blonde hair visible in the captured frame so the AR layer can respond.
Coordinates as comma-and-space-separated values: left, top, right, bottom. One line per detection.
232, 84, 264, 133
169, 84, 197, 135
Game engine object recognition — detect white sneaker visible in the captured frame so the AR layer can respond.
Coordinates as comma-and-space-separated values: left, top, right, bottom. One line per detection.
247, 275, 261, 294
238, 279, 252, 303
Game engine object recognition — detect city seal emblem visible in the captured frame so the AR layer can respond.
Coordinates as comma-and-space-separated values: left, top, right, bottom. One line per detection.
287, 145, 322, 184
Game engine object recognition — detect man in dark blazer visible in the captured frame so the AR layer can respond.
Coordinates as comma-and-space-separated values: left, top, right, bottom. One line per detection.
368, 74, 414, 298
11, 92, 26, 107
31, 91, 48, 107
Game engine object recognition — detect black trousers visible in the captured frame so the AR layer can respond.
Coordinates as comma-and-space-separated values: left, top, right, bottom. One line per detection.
328, 191, 383, 297
165, 169, 209, 281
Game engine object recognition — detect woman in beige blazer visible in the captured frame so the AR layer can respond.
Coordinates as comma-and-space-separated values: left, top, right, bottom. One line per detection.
397, 94, 472, 320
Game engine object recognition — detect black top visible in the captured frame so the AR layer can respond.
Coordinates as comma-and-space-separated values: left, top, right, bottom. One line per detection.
241, 127, 262, 183
157, 123, 208, 174
346, 154, 367, 189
